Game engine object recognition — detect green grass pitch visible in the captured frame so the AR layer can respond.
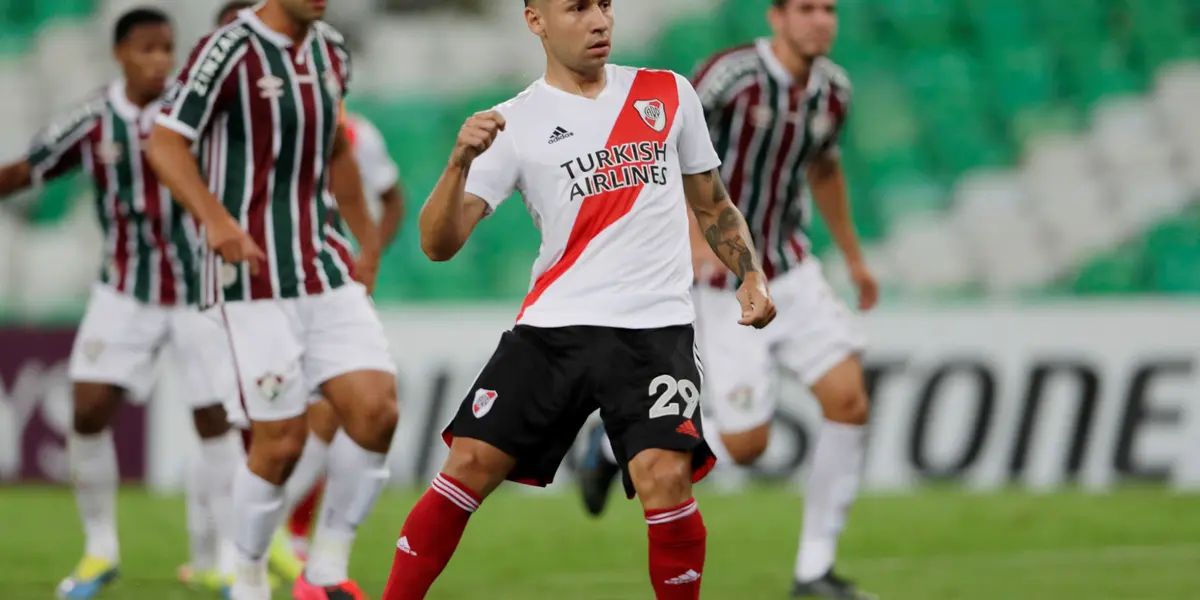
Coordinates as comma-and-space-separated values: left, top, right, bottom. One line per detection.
3, 485, 1200, 599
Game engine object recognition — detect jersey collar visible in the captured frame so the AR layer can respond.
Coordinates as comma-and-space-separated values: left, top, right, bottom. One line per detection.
108, 79, 159, 129
238, 7, 314, 51
755, 38, 825, 97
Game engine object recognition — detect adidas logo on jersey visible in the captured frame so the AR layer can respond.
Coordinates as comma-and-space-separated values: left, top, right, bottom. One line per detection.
396, 536, 417, 556
665, 570, 701, 585
548, 126, 574, 144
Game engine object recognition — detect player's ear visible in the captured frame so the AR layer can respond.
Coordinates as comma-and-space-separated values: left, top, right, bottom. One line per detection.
524, 5, 546, 38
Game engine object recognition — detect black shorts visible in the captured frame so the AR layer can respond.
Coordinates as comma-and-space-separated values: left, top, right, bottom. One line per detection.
442, 324, 716, 498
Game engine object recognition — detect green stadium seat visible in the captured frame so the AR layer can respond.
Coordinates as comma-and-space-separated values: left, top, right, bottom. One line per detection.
652, 16, 728, 77
873, 172, 948, 233
1145, 213, 1200, 293
1071, 247, 1147, 294
721, 0, 773, 44
874, 0, 955, 46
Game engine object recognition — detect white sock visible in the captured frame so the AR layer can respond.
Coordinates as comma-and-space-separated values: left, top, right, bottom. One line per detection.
305, 431, 389, 586
283, 433, 331, 511
185, 453, 217, 572
600, 434, 617, 464
198, 432, 242, 570
231, 464, 287, 562
69, 430, 119, 562
795, 421, 866, 582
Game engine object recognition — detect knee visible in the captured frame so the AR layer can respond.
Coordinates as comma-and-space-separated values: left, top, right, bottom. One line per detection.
628, 449, 693, 509
722, 427, 770, 466
252, 424, 309, 467
822, 390, 869, 425
72, 384, 122, 435
441, 439, 515, 500
346, 392, 398, 448
192, 405, 232, 439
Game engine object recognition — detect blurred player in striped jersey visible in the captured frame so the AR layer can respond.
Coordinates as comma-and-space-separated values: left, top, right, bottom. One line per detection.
0, 8, 244, 599
577, 1, 879, 598
279, 107, 407, 563
148, 0, 400, 598
177, 4, 409, 589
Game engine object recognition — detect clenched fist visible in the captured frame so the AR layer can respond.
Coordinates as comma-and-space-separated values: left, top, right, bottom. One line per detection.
451, 110, 507, 168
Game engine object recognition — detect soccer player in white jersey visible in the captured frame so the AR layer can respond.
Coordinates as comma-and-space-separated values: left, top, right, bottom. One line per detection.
0, 9, 243, 599
147, 1, 400, 599
578, 1, 880, 598
379, 1, 775, 598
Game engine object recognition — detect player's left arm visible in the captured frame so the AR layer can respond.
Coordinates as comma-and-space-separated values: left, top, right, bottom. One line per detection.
676, 72, 774, 327
330, 122, 382, 293
807, 84, 878, 311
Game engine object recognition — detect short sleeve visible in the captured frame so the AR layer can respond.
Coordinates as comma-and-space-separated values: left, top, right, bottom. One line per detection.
27, 97, 102, 185
349, 116, 400, 197
816, 76, 852, 160
157, 29, 247, 141
674, 73, 721, 176
463, 109, 519, 214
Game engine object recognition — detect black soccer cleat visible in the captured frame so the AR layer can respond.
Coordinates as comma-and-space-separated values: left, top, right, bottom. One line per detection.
577, 422, 621, 517
792, 570, 878, 599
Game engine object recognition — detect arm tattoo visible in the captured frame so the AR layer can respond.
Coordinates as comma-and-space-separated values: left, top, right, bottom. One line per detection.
704, 206, 756, 279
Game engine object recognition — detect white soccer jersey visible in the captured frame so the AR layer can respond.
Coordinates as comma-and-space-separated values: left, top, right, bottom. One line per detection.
345, 112, 400, 221
466, 65, 721, 329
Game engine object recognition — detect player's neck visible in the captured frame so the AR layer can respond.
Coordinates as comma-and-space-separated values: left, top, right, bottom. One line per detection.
543, 61, 607, 99
122, 83, 156, 109
257, 4, 310, 45
769, 38, 812, 86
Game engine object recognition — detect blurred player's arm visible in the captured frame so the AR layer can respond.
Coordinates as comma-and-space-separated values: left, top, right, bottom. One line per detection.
0, 161, 32, 197
377, 184, 406, 249
683, 170, 764, 281
0, 103, 99, 197
146, 128, 228, 226
149, 32, 265, 271
808, 154, 863, 266
330, 124, 383, 291
419, 110, 506, 262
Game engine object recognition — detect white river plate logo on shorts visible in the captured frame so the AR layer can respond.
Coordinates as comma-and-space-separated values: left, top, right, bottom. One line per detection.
472, 389, 498, 418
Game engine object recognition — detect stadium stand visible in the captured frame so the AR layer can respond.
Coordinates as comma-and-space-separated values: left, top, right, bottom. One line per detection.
0, 0, 1197, 320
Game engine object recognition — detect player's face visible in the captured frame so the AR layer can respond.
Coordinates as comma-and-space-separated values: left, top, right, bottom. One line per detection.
528, 0, 614, 74
116, 23, 174, 99
770, 0, 838, 60
276, 0, 326, 23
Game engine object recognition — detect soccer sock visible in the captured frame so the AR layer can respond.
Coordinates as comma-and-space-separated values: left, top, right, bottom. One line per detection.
795, 420, 866, 582
198, 432, 242, 556
288, 480, 324, 540
282, 432, 330, 513
185, 453, 217, 573
305, 432, 389, 586
69, 430, 119, 562
231, 463, 288, 564
600, 433, 618, 464
646, 498, 706, 600
381, 473, 481, 600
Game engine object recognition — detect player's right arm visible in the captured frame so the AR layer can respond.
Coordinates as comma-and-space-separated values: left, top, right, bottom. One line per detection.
147, 30, 264, 272
418, 110, 509, 262
0, 100, 100, 197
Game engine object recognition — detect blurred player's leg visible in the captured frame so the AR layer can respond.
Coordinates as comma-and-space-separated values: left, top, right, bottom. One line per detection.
276, 398, 340, 569
59, 285, 171, 599
291, 283, 397, 599
381, 438, 514, 600
791, 357, 873, 600
179, 404, 242, 593
60, 382, 124, 599
578, 422, 623, 515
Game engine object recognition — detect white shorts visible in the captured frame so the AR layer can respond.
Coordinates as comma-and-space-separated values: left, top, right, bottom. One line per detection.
68, 284, 231, 408
215, 282, 395, 425
693, 257, 867, 434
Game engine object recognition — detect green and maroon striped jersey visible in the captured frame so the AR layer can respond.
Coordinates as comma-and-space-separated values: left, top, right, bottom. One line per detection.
156, 8, 355, 307
692, 39, 851, 289
27, 80, 200, 306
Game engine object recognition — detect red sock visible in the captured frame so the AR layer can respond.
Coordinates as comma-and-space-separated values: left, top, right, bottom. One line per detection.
288, 479, 324, 538
381, 473, 480, 600
646, 498, 707, 600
